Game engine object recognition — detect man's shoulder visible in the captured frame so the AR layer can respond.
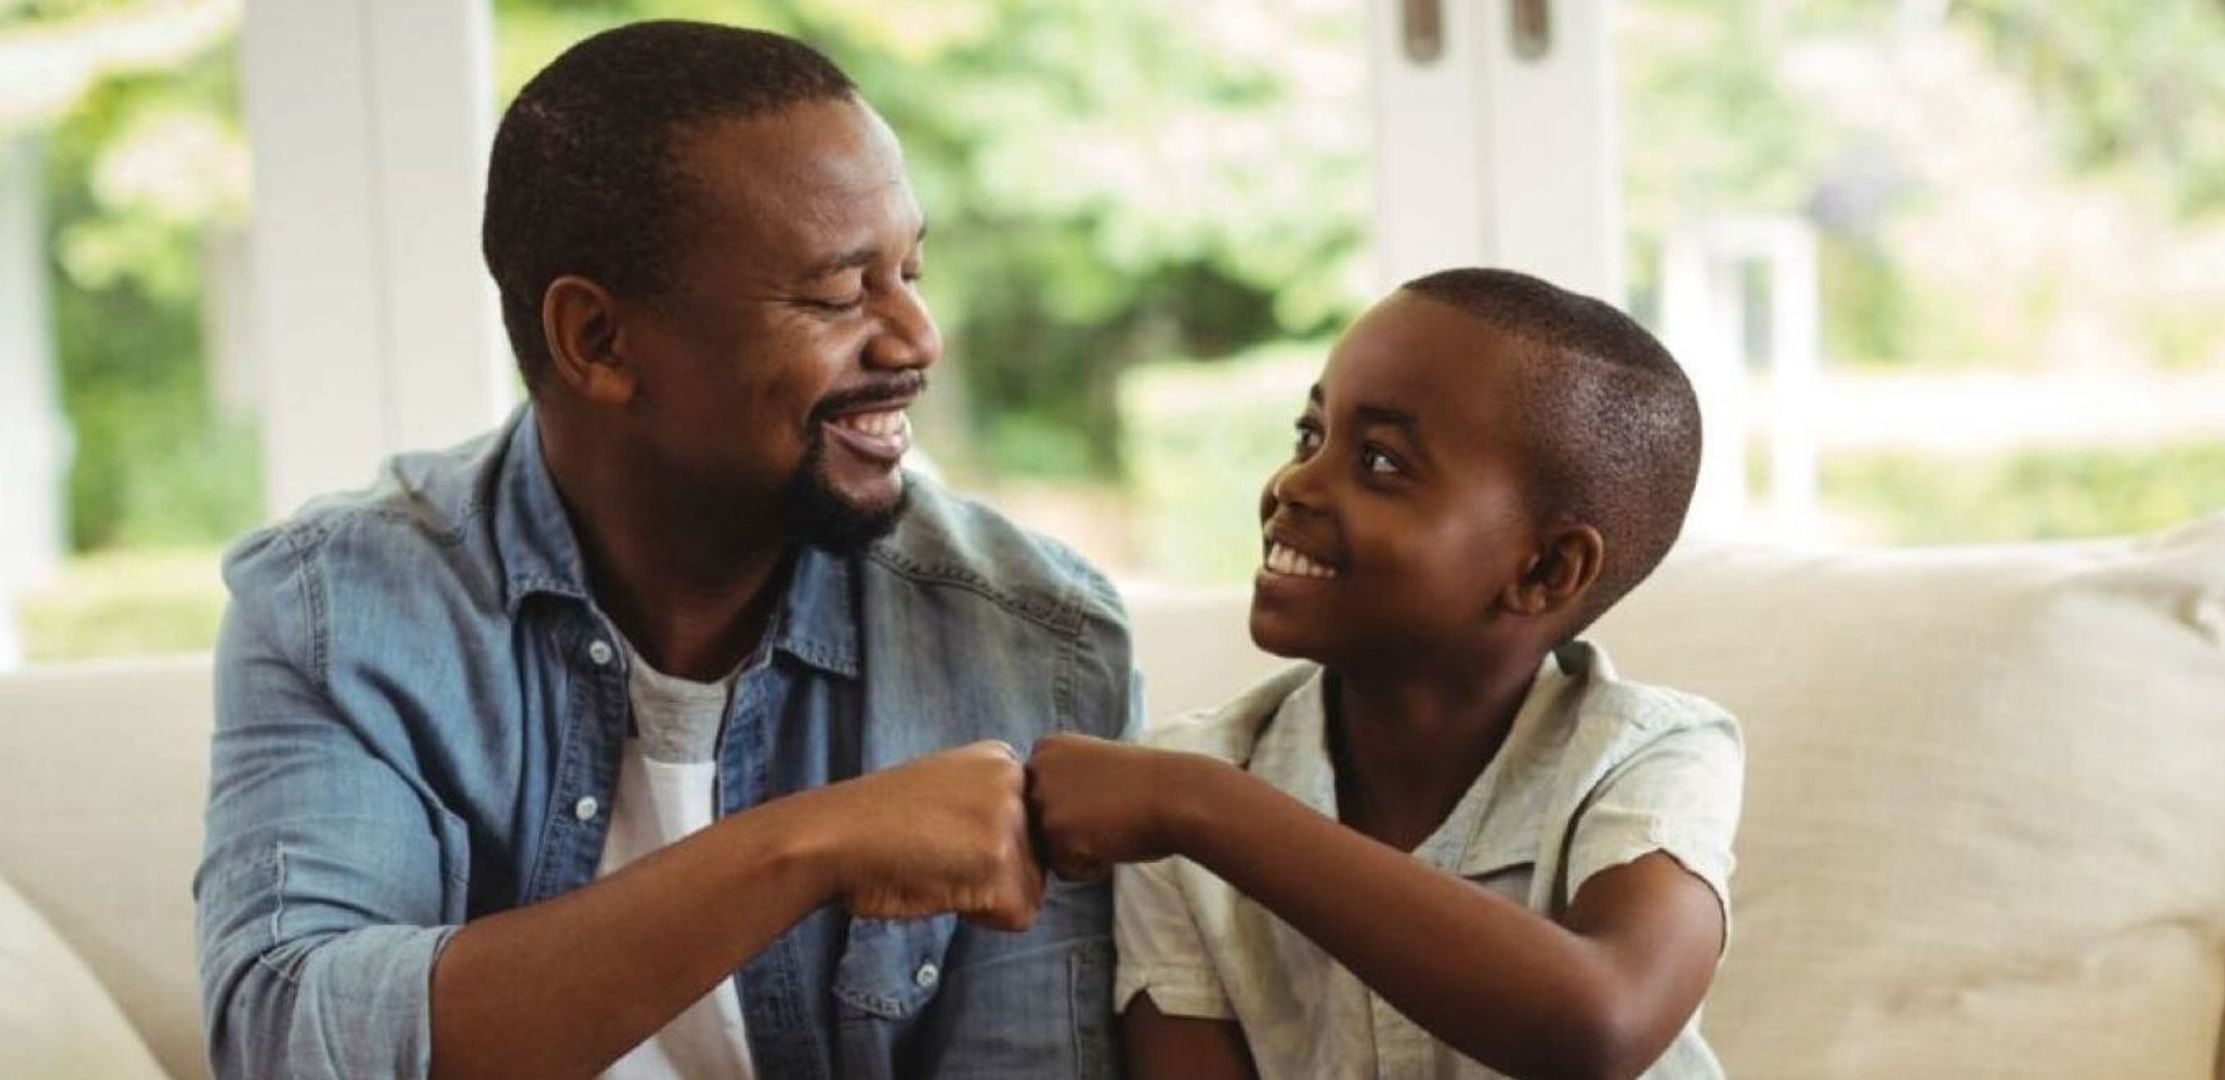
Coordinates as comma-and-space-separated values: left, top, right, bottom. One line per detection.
221, 426, 512, 617
866, 475, 1125, 635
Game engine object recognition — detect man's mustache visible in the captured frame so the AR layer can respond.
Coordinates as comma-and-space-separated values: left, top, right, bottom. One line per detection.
812, 371, 928, 421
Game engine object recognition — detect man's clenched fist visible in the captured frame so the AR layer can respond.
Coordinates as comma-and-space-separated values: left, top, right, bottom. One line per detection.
803, 740, 1045, 931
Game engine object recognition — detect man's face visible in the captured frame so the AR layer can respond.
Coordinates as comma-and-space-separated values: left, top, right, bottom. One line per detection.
1249, 291, 1542, 672
621, 96, 940, 550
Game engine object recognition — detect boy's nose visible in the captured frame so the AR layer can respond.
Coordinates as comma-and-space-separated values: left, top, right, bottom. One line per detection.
1268, 456, 1330, 513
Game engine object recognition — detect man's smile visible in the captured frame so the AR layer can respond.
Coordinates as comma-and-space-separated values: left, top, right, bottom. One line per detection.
823, 405, 912, 465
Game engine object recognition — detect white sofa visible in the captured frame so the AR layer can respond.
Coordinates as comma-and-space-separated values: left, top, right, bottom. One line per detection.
5, 516, 2223, 1079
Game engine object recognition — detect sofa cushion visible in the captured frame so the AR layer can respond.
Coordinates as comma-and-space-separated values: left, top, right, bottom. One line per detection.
0, 871, 168, 1079
1591, 514, 2225, 1079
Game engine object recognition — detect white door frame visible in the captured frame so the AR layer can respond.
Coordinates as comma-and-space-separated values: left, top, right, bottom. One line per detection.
1368, 0, 1622, 301
240, 0, 511, 518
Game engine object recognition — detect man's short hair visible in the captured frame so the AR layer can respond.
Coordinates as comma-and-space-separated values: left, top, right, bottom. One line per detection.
1401, 267, 1703, 634
483, 21, 857, 388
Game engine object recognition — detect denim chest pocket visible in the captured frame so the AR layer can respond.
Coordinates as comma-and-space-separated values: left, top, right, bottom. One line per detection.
832, 915, 959, 1021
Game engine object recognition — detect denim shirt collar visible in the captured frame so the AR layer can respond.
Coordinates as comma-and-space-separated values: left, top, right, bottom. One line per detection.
486, 406, 860, 679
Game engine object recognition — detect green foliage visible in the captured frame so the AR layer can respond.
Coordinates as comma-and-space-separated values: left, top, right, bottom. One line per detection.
39, 40, 259, 552
1823, 442, 2225, 544
1120, 341, 1323, 583
1954, 0, 2225, 218
17, 548, 227, 662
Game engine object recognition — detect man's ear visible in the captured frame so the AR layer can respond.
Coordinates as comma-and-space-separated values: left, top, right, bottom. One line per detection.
541, 274, 637, 405
1500, 522, 1605, 618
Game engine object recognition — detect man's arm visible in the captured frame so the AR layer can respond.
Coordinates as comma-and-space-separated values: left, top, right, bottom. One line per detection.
431, 744, 1040, 1079
198, 532, 1042, 1080
1030, 737, 1725, 1080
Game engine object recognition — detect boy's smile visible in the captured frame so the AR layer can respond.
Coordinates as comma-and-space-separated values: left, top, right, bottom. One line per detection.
1249, 290, 1545, 674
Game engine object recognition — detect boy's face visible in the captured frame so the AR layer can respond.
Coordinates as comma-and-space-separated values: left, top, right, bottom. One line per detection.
1249, 290, 1543, 671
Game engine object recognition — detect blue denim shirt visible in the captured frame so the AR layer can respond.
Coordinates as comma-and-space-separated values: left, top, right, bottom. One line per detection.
195, 409, 1139, 1078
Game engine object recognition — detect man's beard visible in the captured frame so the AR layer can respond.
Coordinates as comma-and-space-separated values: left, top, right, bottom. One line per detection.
777, 425, 910, 554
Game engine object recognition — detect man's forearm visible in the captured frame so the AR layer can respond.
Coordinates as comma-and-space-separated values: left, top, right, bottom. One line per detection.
429, 790, 837, 1080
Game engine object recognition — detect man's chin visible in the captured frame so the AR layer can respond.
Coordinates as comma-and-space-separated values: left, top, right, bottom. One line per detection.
785, 469, 911, 554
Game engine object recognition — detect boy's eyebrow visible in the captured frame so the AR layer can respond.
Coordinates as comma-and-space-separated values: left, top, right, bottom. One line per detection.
803, 223, 929, 280
1355, 404, 1422, 439
1309, 385, 1424, 439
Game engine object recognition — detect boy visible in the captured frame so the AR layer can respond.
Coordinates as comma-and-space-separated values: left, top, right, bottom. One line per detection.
1028, 268, 1743, 1079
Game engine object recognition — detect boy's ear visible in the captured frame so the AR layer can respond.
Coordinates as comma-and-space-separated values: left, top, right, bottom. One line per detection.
542, 274, 638, 405
1501, 522, 1605, 618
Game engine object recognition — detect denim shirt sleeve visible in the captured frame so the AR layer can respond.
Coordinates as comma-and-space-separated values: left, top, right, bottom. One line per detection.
898, 557, 1141, 1079
195, 525, 464, 1080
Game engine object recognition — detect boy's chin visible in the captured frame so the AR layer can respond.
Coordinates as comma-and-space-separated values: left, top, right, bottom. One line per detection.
1247, 603, 1333, 663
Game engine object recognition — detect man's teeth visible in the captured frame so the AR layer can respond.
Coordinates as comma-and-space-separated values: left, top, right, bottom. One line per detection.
1265, 543, 1338, 579
833, 409, 907, 438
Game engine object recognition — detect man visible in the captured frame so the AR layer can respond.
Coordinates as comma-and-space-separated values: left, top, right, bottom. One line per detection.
195, 22, 1134, 1079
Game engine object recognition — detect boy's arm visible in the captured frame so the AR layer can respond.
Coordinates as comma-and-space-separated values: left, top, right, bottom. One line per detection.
1123, 993, 1257, 1080
1030, 736, 1724, 1080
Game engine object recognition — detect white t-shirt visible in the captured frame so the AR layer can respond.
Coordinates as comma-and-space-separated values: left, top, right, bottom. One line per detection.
1114, 642, 1744, 1080
595, 641, 756, 1080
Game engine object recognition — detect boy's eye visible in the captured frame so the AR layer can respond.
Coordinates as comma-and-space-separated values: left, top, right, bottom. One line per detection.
1293, 421, 1324, 458
1361, 445, 1401, 476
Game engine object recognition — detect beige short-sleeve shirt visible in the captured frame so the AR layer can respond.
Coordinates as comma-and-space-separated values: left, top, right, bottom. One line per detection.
1114, 641, 1743, 1080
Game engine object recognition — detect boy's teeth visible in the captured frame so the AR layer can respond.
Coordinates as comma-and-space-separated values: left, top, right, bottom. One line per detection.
1266, 543, 1336, 579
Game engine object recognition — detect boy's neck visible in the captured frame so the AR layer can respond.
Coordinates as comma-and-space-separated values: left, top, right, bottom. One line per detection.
1326, 649, 1547, 853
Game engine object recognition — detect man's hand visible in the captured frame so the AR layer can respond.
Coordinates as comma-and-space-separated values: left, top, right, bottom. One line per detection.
1026, 734, 1203, 882
800, 740, 1045, 931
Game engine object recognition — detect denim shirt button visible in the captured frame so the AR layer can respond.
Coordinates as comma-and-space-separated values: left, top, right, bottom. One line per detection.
913, 962, 939, 989
573, 795, 600, 821
586, 639, 615, 666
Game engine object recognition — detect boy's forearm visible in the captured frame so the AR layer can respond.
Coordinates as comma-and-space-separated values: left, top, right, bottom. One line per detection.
1160, 756, 1636, 1079
430, 792, 837, 1080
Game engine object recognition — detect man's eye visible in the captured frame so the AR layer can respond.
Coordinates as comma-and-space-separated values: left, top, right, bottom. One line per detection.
1361, 446, 1401, 475
802, 294, 865, 313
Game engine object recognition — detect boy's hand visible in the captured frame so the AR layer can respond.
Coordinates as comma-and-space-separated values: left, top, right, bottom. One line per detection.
1026, 734, 1203, 881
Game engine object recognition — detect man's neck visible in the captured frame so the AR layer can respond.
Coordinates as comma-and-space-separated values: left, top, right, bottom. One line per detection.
539, 416, 795, 681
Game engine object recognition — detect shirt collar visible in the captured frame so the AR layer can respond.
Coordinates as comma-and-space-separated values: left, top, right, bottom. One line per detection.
1247, 651, 1581, 875
492, 405, 861, 680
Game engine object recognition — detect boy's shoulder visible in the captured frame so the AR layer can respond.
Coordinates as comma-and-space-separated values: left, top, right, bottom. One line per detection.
1141, 663, 1319, 761
1558, 640, 1739, 740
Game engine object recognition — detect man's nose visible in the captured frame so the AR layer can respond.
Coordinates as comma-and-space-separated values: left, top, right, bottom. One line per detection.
865, 283, 941, 371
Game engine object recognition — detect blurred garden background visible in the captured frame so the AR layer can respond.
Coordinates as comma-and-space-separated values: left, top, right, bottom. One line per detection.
3, 0, 2222, 663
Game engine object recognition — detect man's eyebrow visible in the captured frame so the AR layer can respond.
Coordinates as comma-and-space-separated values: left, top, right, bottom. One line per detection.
803, 224, 929, 280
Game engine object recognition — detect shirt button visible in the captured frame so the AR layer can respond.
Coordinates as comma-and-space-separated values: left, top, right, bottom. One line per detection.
573, 796, 599, 821
913, 962, 939, 989
586, 639, 614, 666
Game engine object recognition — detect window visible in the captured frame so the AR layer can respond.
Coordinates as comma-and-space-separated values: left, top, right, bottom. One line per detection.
1618, 0, 2225, 544
1, 3, 253, 665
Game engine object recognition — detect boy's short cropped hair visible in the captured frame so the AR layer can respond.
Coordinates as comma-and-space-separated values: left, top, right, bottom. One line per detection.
1402, 267, 1702, 635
